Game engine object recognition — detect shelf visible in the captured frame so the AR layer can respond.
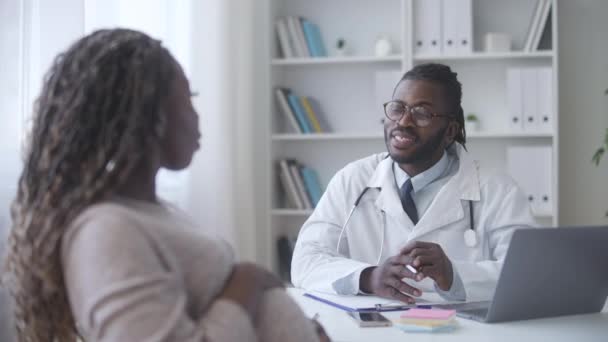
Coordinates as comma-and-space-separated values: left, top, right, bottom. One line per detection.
272, 131, 553, 141
414, 50, 554, 62
271, 55, 402, 66
271, 209, 314, 216
271, 208, 552, 219
272, 133, 383, 141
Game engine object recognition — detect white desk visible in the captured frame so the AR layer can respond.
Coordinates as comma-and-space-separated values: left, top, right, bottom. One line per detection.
287, 288, 608, 342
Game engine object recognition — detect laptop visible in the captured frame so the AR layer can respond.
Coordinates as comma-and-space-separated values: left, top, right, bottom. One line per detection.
453, 226, 608, 323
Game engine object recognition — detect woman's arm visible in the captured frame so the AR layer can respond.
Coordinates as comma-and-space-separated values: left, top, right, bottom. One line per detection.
62, 213, 256, 342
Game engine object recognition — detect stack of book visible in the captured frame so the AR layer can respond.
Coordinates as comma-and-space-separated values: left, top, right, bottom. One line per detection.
394, 308, 457, 333
277, 159, 323, 210
275, 16, 327, 58
523, 0, 552, 52
275, 88, 329, 134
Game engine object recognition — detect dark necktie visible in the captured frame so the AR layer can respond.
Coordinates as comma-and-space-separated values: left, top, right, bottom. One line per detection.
400, 179, 419, 224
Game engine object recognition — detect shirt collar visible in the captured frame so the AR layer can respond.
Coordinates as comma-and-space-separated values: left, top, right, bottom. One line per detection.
393, 151, 449, 193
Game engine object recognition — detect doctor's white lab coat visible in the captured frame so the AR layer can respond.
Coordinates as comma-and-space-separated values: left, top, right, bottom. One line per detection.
291, 144, 537, 302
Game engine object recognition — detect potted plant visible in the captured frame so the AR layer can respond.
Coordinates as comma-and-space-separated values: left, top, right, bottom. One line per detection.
335, 38, 349, 56
464, 113, 480, 132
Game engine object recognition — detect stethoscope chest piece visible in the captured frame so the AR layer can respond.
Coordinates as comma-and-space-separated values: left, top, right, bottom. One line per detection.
464, 229, 477, 247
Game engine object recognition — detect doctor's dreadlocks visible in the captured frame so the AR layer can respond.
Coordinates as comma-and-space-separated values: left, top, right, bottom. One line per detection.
397, 63, 466, 148
2, 29, 175, 342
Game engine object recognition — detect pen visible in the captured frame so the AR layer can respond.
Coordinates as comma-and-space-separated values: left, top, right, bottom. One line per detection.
406, 264, 418, 274
311, 313, 320, 322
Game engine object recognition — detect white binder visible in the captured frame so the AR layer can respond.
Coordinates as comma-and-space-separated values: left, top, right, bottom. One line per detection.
414, 0, 442, 56
536, 67, 553, 132
521, 68, 539, 132
442, 0, 472, 55
441, 0, 458, 55
536, 146, 553, 215
507, 146, 538, 213
506, 68, 523, 132
455, 0, 473, 54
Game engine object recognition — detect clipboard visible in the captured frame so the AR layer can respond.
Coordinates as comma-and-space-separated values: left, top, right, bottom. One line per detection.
303, 292, 428, 312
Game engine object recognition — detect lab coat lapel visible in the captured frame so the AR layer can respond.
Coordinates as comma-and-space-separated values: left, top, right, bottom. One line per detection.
409, 144, 481, 241
366, 155, 413, 225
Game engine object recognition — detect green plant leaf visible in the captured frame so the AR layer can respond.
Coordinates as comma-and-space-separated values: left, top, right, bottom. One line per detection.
592, 148, 605, 166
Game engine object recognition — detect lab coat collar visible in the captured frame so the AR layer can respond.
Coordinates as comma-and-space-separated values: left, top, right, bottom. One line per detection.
366, 143, 481, 232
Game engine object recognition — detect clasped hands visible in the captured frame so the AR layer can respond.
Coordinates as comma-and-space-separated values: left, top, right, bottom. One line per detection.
359, 241, 453, 303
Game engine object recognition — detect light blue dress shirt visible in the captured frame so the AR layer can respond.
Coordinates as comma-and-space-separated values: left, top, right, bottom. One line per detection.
392, 151, 466, 301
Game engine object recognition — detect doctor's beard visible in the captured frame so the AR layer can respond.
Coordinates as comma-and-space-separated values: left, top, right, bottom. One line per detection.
384, 124, 448, 165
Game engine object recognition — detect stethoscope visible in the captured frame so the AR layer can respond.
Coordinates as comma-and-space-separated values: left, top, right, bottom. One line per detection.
336, 185, 477, 264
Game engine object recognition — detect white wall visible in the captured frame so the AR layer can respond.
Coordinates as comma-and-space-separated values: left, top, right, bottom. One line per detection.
558, 0, 608, 225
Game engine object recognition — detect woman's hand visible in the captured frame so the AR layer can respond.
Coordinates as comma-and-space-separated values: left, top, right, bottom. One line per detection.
218, 262, 284, 317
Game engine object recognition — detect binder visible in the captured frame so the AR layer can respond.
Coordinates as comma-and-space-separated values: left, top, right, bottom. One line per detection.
521, 68, 539, 131
507, 146, 538, 212
453, 0, 473, 54
414, 0, 442, 56
536, 67, 553, 132
441, 0, 456, 55
506, 68, 523, 132
536, 146, 553, 215
303, 292, 463, 312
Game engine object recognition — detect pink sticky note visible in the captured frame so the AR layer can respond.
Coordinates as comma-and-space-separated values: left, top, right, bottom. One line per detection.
400, 308, 456, 320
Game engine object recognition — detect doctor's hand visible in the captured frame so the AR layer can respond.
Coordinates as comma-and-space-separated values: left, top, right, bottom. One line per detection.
401, 241, 454, 291
359, 255, 422, 304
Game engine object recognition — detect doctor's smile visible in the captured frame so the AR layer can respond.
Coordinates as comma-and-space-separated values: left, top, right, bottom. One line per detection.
390, 129, 417, 149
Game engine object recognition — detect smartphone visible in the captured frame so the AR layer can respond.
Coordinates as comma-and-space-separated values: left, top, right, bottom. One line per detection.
346, 312, 392, 327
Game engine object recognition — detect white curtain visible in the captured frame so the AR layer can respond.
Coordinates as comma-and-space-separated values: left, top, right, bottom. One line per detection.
7, 0, 260, 262
188, 0, 258, 261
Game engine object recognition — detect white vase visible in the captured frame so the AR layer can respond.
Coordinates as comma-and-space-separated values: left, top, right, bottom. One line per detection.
375, 36, 393, 57
465, 121, 479, 132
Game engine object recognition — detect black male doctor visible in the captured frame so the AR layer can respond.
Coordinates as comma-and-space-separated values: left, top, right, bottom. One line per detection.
291, 63, 536, 303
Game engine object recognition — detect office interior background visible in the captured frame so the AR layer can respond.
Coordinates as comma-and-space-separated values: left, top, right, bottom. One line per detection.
0, 0, 607, 338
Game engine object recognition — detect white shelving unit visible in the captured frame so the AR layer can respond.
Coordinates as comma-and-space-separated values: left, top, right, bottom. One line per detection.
260, 0, 559, 274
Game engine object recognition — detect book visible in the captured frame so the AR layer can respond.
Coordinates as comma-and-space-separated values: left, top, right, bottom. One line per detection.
301, 19, 327, 57
276, 235, 294, 282
289, 160, 313, 209
275, 18, 294, 58
278, 159, 304, 209
531, 1, 552, 51
286, 16, 309, 57
275, 88, 302, 133
287, 93, 313, 133
523, 0, 546, 52
300, 167, 323, 207
300, 96, 323, 133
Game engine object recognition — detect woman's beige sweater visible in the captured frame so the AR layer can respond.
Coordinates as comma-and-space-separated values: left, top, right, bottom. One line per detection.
61, 198, 317, 341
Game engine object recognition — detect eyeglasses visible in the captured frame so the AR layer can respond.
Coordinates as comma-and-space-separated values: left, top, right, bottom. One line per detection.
383, 101, 451, 127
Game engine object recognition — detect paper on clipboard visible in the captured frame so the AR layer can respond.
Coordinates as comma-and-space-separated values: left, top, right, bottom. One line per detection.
303, 291, 465, 312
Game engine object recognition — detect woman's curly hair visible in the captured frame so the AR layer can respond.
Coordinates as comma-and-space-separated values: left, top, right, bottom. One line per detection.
2, 28, 176, 341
